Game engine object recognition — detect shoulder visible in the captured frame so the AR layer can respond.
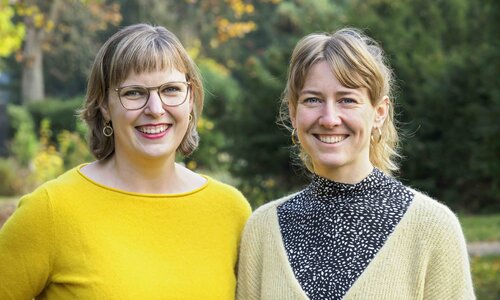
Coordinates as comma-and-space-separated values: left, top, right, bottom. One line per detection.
403, 189, 473, 296
204, 176, 246, 201
14, 166, 93, 220
238, 193, 298, 256
408, 189, 459, 223
42, 164, 88, 189
405, 188, 464, 242
244, 192, 299, 232
203, 176, 252, 216
4, 170, 81, 233
20, 166, 82, 204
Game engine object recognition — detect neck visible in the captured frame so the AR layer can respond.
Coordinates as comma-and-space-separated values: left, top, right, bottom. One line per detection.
315, 163, 374, 185
105, 152, 183, 194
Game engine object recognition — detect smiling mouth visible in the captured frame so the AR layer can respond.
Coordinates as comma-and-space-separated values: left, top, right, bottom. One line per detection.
317, 135, 347, 144
136, 124, 170, 134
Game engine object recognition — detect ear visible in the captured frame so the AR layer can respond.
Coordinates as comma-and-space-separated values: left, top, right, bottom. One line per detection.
374, 96, 389, 128
100, 102, 111, 122
189, 90, 194, 112
289, 103, 297, 128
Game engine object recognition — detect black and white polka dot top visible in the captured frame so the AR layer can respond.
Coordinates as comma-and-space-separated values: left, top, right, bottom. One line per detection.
277, 168, 414, 300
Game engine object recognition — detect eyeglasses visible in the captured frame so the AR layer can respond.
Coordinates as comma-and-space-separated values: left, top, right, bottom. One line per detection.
114, 81, 191, 110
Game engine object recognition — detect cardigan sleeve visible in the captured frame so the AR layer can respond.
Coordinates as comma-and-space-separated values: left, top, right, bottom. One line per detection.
0, 188, 53, 299
423, 202, 475, 299
236, 208, 264, 300
236, 196, 308, 300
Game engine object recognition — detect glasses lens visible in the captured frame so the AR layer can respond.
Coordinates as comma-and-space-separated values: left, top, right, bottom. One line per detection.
159, 82, 189, 106
119, 86, 149, 110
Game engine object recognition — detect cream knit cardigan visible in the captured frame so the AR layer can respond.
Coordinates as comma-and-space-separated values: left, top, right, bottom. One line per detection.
236, 189, 475, 300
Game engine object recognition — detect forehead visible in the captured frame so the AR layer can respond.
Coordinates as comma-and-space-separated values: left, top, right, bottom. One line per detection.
121, 68, 186, 86
301, 61, 368, 97
302, 62, 344, 91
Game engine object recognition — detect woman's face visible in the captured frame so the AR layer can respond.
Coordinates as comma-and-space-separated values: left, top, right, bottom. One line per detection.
101, 68, 193, 164
291, 61, 387, 182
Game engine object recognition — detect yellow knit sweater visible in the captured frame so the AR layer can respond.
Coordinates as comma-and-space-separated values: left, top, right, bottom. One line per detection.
236, 190, 475, 299
0, 165, 251, 299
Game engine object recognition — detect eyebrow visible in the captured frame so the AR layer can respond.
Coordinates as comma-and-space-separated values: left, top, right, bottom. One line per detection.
299, 89, 362, 97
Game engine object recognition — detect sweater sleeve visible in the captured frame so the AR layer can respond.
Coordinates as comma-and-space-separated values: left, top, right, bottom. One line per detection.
423, 202, 475, 299
236, 207, 264, 300
0, 188, 53, 299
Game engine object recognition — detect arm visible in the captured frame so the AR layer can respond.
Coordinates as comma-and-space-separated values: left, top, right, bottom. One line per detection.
0, 188, 53, 299
424, 207, 475, 299
236, 213, 263, 300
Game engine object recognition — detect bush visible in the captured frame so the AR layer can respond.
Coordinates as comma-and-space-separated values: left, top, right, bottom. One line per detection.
29, 119, 65, 186
27, 97, 84, 141
0, 157, 33, 196
57, 128, 92, 169
186, 116, 229, 172
6, 105, 38, 167
0, 158, 24, 196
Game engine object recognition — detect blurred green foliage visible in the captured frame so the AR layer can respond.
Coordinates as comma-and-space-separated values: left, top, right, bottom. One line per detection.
7, 105, 38, 166
27, 97, 84, 139
31, 119, 65, 184
213, 0, 499, 211
0, 157, 23, 196
1, 102, 91, 195
342, 0, 500, 213
0, 0, 498, 213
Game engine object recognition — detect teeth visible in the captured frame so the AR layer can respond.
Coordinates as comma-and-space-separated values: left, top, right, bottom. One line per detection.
137, 125, 169, 134
318, 135, 346, 144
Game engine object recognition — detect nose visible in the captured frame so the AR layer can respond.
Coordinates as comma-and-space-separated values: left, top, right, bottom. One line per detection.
319, 101, 341, 128
144, 90, 166, 117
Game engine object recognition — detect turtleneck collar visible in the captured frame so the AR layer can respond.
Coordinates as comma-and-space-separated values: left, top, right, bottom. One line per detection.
308, 168, 388, 202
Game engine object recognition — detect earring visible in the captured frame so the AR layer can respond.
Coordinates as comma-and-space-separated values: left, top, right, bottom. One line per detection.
291, 128, 299, 145
103, 122, 114, 137
371, 127, 382, 144
188, 114, 193, 122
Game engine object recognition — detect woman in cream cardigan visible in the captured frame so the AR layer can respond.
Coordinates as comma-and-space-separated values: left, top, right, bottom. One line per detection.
236, 28, 474, 300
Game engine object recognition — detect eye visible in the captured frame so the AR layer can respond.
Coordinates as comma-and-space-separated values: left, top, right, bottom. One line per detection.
120, 87, 147, 100
302, 97, 322, 104
339, 98, 356, 104
161, 83, 185, 95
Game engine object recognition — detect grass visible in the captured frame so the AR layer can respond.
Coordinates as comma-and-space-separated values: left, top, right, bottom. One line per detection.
458, 214, 500, 299
459, 214, 500, 243
471, 255, 500, 299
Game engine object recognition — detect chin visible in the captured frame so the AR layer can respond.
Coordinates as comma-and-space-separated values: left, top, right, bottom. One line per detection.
311, 153, 348, 168
139, 147, 176, 160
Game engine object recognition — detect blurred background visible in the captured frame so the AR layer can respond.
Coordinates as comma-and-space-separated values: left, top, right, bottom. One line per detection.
0, 0, 498, 297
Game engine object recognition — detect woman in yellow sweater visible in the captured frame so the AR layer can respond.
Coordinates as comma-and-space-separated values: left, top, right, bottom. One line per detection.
236, 28, 474, 299
0, 24, 251, 299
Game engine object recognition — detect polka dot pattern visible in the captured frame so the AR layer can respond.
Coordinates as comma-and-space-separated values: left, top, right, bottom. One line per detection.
277, 168, 414, 300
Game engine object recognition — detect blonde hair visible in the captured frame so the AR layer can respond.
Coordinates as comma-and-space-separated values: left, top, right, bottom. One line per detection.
280, 28, 400, 175
80, 23, 203, 160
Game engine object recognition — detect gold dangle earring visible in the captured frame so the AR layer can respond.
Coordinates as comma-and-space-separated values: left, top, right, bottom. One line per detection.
291, 128, 299, 145
103, 121, 114, 137
188, 114, 193, 122
371, 127, 382, 144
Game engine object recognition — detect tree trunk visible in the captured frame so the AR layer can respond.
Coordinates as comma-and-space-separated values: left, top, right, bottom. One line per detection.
21, 24, 44, 104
